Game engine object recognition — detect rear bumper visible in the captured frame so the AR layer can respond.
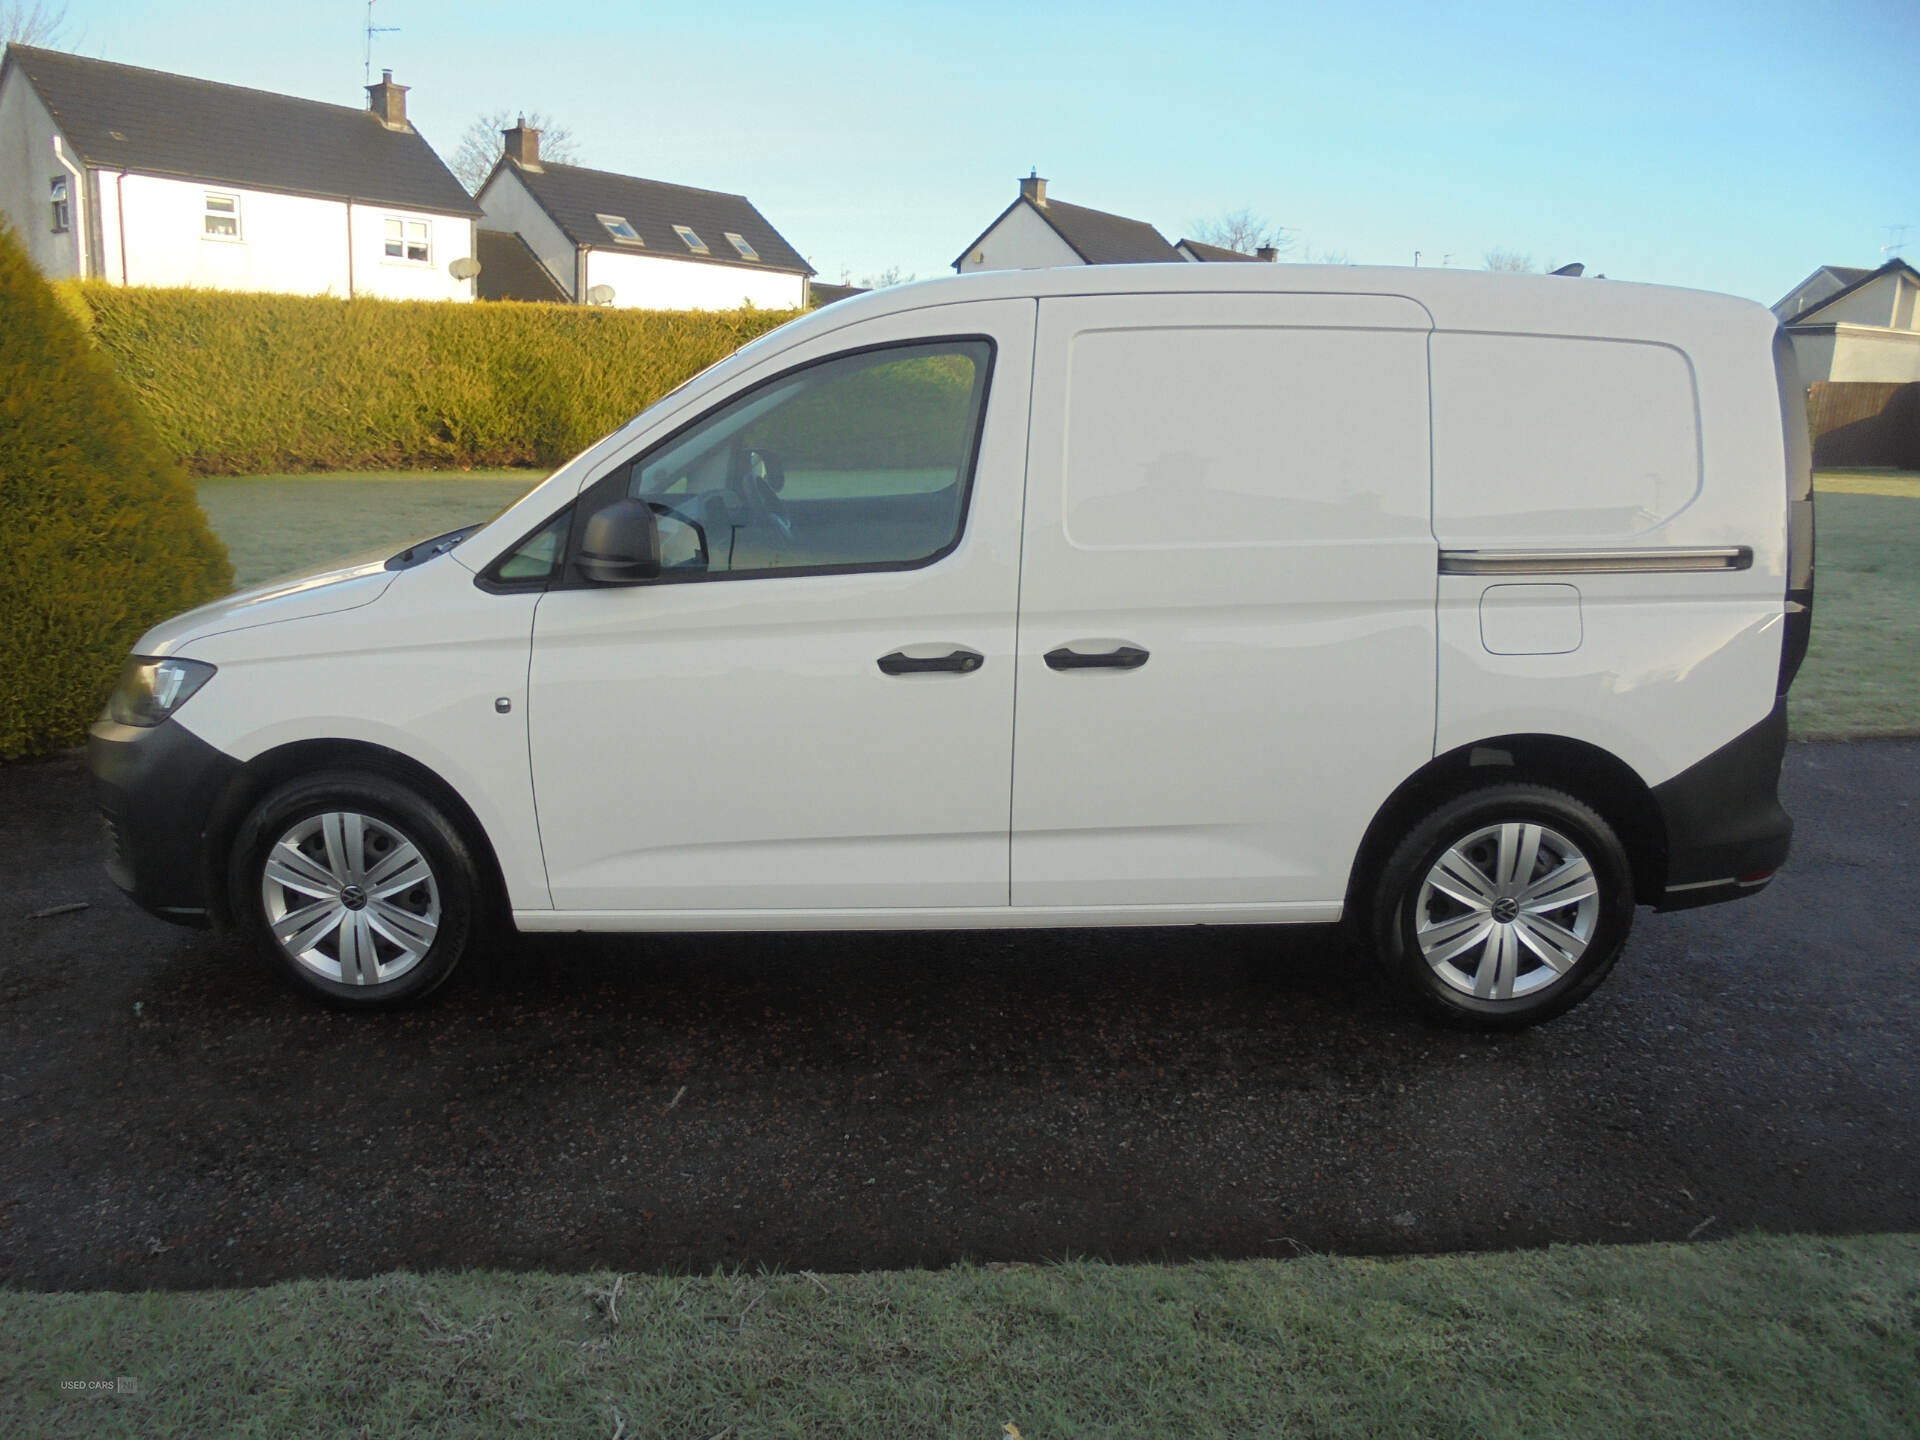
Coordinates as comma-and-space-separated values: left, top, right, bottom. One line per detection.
88, 717, 239, 927
1649, 698, 1793, 912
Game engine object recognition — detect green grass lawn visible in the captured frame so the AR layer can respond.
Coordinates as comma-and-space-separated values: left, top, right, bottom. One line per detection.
1791, 487, 1920, 738
1815, 468, 1920, 498
5, 1235, 1915, 1439
195, 471, 543, 587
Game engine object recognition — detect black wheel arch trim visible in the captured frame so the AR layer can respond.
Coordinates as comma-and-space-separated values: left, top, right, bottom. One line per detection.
1347, 702, 1791, 922
89, 724, 517, 935
1647, 696, 1792, 908
200, 739, 516, 934
1345, 732, 1667, 921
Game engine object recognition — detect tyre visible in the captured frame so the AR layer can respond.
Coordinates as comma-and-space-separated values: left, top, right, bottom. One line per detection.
228, 770, 482, 1008
1371, 784, 1635, 1030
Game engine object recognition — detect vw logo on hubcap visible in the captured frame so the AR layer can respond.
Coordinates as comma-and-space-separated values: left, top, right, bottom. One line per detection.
339, 884, 369, 911
1491, 896, 1521, 923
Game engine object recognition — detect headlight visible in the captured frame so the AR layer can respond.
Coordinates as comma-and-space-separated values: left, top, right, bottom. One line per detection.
106, 656, 217, 727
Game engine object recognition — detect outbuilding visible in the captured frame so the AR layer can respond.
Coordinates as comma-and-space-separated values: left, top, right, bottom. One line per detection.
1773, 259, 1920, 385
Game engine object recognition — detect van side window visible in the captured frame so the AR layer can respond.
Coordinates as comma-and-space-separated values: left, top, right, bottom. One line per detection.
628, 339, 993, 578
492, 510, 572, 583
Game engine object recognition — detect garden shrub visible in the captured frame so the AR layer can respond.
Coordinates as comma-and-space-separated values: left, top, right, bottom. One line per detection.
67, 286, 804, 475
0, 227, 232, 759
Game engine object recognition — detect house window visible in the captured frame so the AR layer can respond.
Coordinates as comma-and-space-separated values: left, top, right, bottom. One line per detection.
724, 231, 759, 262
203, 192, 240, 239
597, 214, 643, 245
49, 176, 69, 233
384, 217, 430, 263
672, 225, 709, 255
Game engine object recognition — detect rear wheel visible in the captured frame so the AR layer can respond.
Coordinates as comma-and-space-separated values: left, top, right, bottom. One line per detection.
1371, 784, 1635, 1029
229, 771, 481, 1007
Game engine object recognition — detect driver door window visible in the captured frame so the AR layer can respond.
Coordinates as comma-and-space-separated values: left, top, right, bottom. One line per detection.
628, 339, 993, 577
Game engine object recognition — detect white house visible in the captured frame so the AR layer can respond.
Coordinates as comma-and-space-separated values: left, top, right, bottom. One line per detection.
1772, 259, 1920, 385
953, 173, 1184, 272
0, 46, 479, 301
475, 126, 812, 310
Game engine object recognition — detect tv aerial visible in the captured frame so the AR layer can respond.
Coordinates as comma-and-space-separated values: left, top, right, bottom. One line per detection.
364, 1, 400, 85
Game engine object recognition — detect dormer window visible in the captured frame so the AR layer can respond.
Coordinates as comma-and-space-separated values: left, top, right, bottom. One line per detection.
673, 225, 709, 255
203, 192, 240, 239
49, 176, 69, 233
724, 231, 759, 262
597, 214, 643, 245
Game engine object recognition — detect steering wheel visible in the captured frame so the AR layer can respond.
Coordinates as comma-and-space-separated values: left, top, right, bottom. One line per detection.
727, 448, 793, 536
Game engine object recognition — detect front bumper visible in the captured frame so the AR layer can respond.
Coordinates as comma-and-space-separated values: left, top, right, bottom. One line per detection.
1649, 697, 1793, 912
88, 716, 240, 927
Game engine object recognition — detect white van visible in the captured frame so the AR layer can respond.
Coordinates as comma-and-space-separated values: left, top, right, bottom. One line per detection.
89, 265, 1813, 1028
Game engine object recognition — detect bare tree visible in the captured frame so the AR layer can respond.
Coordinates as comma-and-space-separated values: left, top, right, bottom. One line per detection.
832, 265, 917, 290
2, 1, 69, 45
1484, 249, 1538, 273
1295, 242, 1352, 265
450, 109, 580, 194
1192, 207, 1292, 257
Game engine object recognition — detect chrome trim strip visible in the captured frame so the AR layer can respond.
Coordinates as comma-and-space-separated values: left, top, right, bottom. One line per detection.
1439, 546, 1754, 576
1663, 873, 1774, 896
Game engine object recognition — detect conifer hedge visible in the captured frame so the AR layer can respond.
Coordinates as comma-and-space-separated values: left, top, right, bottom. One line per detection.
66, 286, 802, 475
1, 228, 232, 759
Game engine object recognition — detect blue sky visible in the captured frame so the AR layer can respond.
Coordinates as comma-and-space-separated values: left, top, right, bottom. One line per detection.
39, 0, 1920, 303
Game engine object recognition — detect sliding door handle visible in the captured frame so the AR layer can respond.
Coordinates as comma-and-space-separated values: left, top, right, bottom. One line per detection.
1043, 644, 1150, 671
877, 648, 984, 676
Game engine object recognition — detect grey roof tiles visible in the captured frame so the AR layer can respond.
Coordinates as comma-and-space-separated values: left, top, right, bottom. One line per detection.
1176, 238, 1261, 262
4, 45, 479, 217
493, 159, 812, 275
1030, 197, 1182, 265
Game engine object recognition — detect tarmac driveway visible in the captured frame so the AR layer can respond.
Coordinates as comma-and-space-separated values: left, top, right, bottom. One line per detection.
2, 740, 1915, 1292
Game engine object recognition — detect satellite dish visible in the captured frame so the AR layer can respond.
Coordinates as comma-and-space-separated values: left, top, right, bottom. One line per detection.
587, 284, 616, 306
448, 256, 481, 280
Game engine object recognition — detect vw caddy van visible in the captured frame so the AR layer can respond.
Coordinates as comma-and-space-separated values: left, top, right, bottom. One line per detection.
89, 265, 1814, 1028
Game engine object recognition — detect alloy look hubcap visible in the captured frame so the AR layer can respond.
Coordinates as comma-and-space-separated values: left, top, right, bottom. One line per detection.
1415, 821, 1600, 1002
260, 811, 440, 986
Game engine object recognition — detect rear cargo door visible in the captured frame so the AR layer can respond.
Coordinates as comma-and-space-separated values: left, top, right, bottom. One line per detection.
1010, 292, 1437, 911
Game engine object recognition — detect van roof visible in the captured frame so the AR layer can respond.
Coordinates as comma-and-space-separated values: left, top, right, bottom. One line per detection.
803, 262, 1771, 342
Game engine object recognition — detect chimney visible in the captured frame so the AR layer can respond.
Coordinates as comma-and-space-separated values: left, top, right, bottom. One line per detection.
365, 69, 410, 131
503, 117, 542, 170
1020, 170, 1047, 207
1255, 245, 1279, 263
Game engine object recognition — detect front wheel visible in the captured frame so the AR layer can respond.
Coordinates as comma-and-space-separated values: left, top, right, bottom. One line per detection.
229, 771, 481, 1008
1371, 784, 1636, 1030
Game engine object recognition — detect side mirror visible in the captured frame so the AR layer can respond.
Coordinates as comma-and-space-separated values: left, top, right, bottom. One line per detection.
575, 498, 661, 584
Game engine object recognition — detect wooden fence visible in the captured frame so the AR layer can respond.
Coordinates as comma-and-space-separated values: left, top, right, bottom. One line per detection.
1808, 381, 1920, 469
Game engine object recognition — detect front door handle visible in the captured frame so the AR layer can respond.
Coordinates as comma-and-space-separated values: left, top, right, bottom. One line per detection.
877, 648, 984, 676
1044, 644, 1150, 671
